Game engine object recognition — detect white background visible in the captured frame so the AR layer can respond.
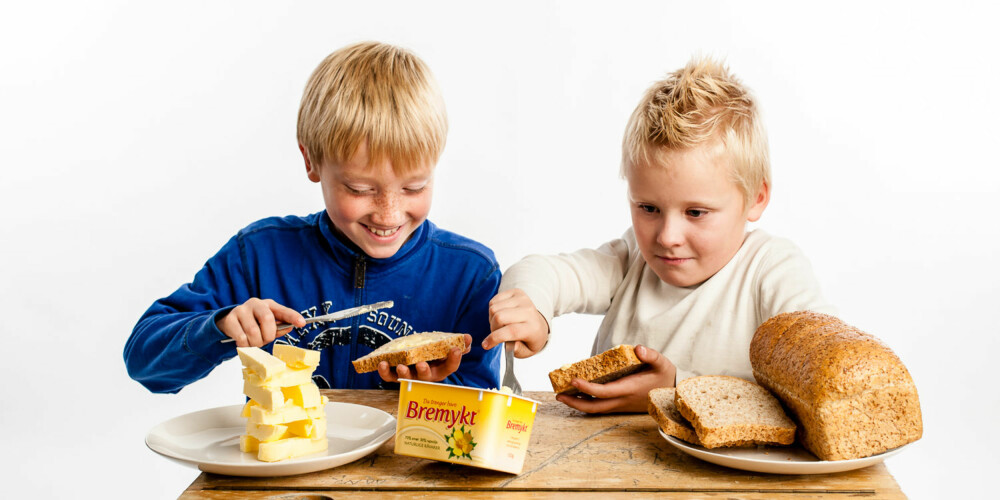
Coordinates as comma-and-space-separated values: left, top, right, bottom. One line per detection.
2, 1, 997, 498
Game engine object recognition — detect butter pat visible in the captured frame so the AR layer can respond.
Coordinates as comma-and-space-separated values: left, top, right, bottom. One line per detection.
249, 402, 307, 425
257, 436, 328, 462
241, 396, 327, 419
273, 344, 321, 368
243, 366, 315, 388
242, 381, 286, 410
249, 398, 327, 425
246, 422, 290, 442
287, 417, 326, 439
237, 347, 288, 381
281, 383, 321, 408
241, 400, 257, 418
240, 434, 260, 453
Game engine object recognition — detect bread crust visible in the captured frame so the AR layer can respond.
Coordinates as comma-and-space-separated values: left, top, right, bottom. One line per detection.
750, 311, 923, 460
548, 344, 644, 394
351, 332, 466, 374
647, 387, 701, 445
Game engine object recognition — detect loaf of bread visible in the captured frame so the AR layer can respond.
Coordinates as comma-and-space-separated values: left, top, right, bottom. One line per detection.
351, 332, 466, 374
750, 311, 922, 460
647, 387, 700, 445
674, 375, 796, 449
549, 344, 644, 394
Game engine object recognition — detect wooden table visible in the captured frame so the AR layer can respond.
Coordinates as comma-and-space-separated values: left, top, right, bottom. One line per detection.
180, 389, 906, 499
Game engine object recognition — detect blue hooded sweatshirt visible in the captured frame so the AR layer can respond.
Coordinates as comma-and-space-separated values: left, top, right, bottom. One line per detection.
124, 212, 501, 393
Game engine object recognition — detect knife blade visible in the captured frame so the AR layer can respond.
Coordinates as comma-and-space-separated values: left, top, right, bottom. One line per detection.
220, 300, 394, 343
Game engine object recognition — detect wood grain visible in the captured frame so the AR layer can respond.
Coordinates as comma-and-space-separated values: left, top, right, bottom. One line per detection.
179, 389, 905, 499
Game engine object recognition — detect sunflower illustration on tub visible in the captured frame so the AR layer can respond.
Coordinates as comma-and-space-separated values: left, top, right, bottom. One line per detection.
445, 425, 477, 459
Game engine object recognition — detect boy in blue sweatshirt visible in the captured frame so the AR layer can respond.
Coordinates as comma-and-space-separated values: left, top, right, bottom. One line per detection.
125, 41, 501, 393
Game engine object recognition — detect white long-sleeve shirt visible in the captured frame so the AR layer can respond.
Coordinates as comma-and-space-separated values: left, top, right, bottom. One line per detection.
499, 228, 835, 382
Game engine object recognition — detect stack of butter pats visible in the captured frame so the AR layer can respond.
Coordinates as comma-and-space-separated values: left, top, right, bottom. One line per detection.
236, 344, 328, 462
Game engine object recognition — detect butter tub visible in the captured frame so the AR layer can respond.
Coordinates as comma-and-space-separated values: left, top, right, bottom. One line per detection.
395, 379, 538, 474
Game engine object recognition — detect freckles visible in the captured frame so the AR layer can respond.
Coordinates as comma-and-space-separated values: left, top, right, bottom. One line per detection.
376, 193, 399, 214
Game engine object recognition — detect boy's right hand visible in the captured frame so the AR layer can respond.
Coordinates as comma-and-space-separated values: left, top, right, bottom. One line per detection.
216, 298, 306, 348
482, 289, 549, 358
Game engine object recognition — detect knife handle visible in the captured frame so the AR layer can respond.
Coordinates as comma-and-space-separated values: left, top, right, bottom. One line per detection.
219, 322, 295, 343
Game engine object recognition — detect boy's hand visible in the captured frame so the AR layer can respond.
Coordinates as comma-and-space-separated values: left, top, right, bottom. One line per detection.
377, 334, 473, 383
217, 298, 306, 348
556, 345, 677, 414
482, 289, 549, 358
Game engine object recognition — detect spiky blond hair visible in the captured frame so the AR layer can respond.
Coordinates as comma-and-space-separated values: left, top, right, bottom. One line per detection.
297, 41, 447, 173
621, 57, 770, 208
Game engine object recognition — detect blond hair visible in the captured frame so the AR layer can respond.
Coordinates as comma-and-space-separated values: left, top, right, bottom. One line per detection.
621, 57, 770, 208
297, 41, 447, 173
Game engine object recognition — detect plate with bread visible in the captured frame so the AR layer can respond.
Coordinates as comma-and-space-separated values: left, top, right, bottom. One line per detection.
649, 383, 911, 474
647, 311, 923, 474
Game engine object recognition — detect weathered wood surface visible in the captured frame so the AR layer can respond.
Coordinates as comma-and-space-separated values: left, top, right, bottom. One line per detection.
180, 389, 905, 499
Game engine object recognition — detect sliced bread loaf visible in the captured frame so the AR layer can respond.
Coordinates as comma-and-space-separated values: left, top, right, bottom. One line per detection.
647, 387, 700, 445
548, 344, 644, 394
750, 311, 922, 460
351, 332, 466, 374
674, 375, 796, 449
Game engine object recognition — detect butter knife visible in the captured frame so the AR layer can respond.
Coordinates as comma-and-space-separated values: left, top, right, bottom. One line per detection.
220, 300, 394, 343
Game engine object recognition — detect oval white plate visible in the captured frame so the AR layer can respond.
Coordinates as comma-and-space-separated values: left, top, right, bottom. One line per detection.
658, 428, 910, 474
146, 402, 396, 477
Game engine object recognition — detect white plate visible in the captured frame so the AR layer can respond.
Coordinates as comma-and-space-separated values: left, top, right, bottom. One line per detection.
146, 402, 396, 477
658, 428, 910, 474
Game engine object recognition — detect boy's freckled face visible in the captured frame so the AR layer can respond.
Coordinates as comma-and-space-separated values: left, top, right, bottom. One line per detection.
307, 143, 434, 259
626, 144, 765, 288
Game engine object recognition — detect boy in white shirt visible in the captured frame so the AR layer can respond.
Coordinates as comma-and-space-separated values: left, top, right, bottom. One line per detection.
483, 57, 834, 413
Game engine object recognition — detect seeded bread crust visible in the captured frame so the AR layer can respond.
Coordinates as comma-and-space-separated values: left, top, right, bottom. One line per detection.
750, 311, 923, 460
647, 387, 700, 445
351, 332, 466, 374
674, 375, 796, 449
548, 344, 644, 394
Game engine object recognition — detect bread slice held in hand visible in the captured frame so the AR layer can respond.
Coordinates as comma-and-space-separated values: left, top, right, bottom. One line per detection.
548, 344, 644, 395
647, 387, 700, 445
351, 332, 466, 374
674, 375, 796, 449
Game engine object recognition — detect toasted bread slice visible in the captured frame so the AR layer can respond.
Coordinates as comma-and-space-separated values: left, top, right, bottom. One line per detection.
647, 387, 700, 445
674, 375, 796, 449
548, 344, 644, 394
351, 332, 466, 373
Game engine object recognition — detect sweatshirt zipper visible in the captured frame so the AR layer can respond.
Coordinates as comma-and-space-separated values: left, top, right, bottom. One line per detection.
354, 256, 366, 288
349, 255, 366, 388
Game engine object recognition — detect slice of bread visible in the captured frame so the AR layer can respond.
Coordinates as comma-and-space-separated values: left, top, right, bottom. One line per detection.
351, 332, 466, 374
674, 375, 796, 449
647, 387, 700, 445
548, 344, 644, 394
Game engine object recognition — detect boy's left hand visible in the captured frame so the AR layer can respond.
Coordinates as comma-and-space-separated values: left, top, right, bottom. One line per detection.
556, 345, 677, 413
376, 334, 473, 383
